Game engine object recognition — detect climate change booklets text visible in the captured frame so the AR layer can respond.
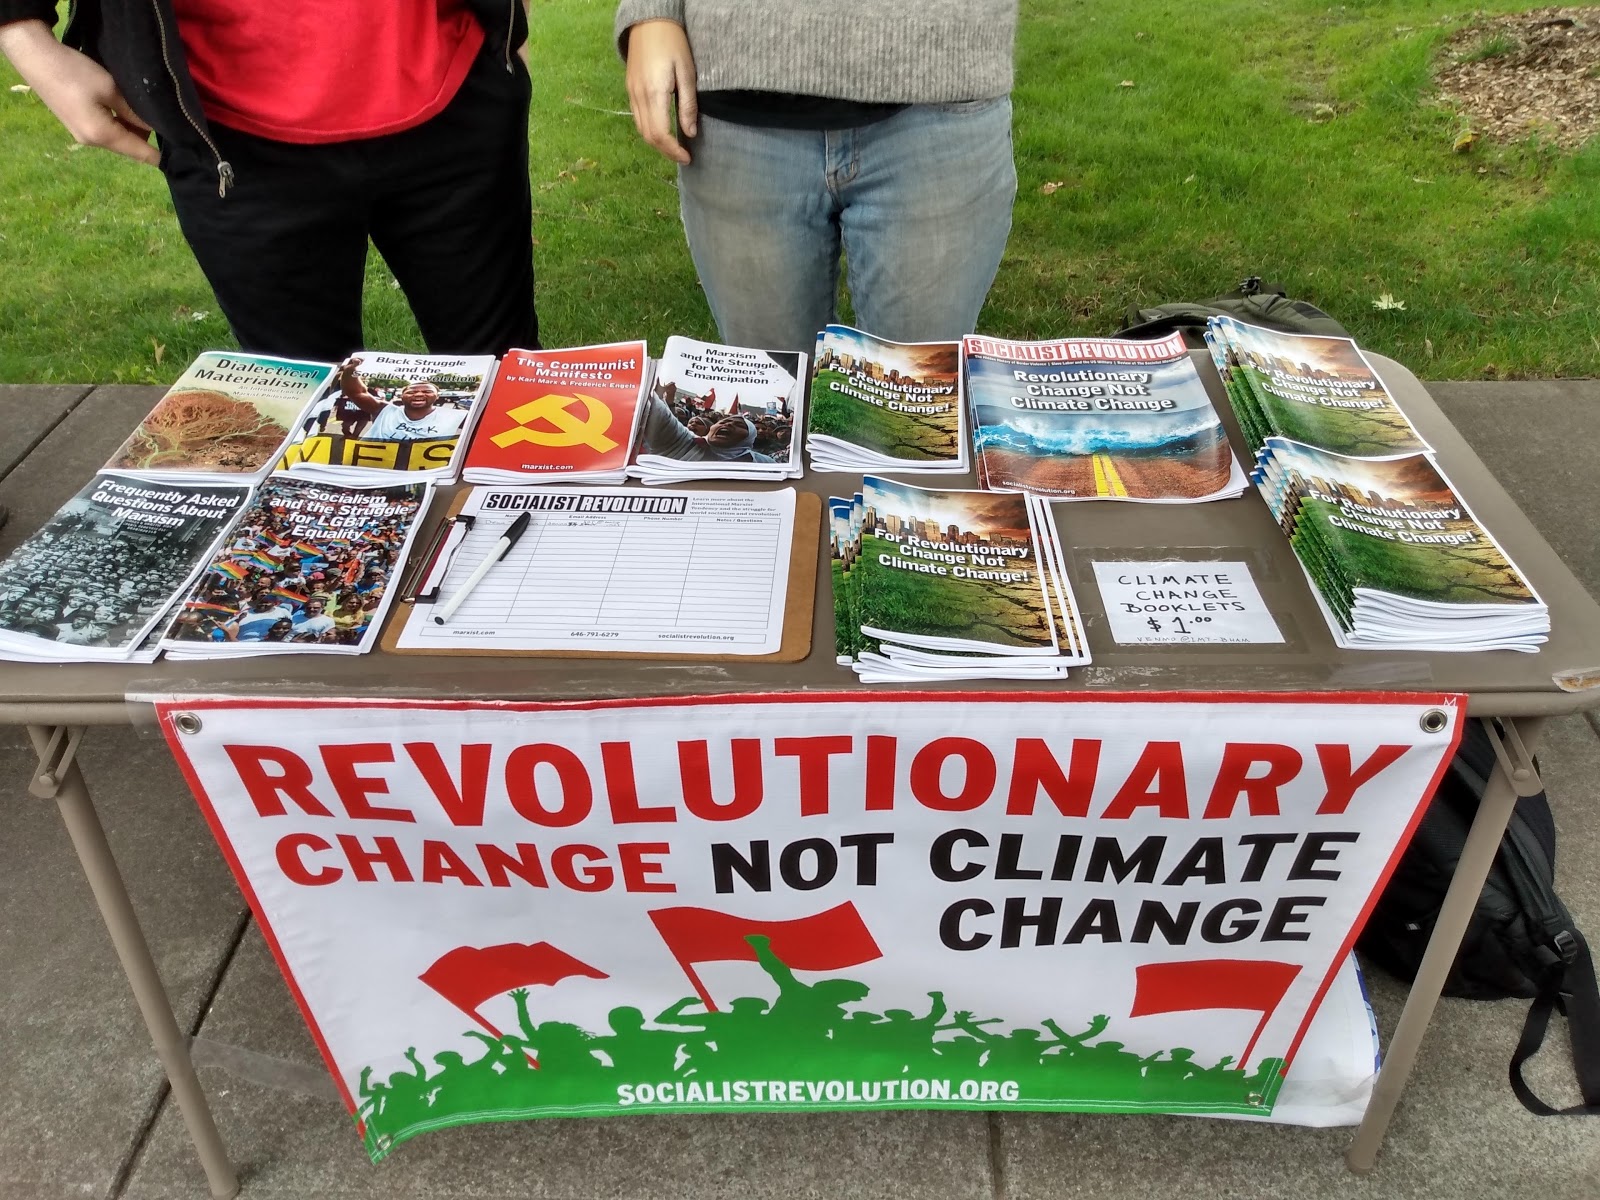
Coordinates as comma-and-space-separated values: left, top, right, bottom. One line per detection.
808, 326, 967, 473
105, 351, 335, 484
279, 352, 495, 483
966, 331, 1246, 502
162, 475, 431, 657
463, 343, 650, 484
0, 473, 251, 662
830, 476, 1089, 682
1208, 317, 1546, 651
628, 336, 805, 484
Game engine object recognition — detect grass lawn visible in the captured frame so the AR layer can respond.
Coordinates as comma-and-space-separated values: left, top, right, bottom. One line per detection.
0, 0, 1595, 382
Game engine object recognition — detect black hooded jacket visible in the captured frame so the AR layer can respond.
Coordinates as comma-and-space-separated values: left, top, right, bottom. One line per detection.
0, 0, 529, 196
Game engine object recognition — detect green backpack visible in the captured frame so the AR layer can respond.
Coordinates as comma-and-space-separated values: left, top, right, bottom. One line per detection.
1115, 277, 1350, 346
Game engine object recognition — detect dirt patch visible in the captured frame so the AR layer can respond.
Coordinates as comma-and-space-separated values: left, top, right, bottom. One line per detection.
1435, 8, 1600, 149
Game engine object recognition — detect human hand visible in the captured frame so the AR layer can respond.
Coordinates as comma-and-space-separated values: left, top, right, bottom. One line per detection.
0, 20, 159, 165
623, 19, 696, 165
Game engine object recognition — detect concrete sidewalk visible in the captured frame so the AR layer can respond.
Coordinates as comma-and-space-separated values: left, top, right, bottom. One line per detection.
2, 381, 1598, 1200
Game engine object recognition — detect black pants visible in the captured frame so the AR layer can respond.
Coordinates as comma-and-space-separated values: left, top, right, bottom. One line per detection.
161, 37, 537, 361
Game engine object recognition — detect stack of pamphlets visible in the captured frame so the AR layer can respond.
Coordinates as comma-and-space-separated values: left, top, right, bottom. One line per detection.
161, 475, 431, 657
830, 476, 1089, 682
1207, 317, 1548, 652
628, 337, 805, 484
462, 343, 649, 485
0, 473, 251, 662
965, 331, 1247, 502
105, 351, 335, 484
807, 325, 968, 473
279, 352, 494, 483
1203, 316, 1431, 476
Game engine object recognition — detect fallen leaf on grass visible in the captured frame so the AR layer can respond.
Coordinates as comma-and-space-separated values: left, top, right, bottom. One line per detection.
1039, 180, 1066, 194
151, 338, 165, 366
538, 169, 580, 193
1119, 80, 1137, 88
1183, 173, 1198, 184
1372, 292, 1407, 311
8, 84, 30, 94
1453, 130, 1477, 152
1309, 103, 1336, 123
1425, 337, 1435, 359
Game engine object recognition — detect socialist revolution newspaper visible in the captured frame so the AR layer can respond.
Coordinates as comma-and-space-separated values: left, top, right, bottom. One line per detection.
965, 331, 1245, 502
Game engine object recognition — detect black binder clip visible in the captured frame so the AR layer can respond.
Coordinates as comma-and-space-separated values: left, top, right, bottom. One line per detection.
400, 513, 474, 604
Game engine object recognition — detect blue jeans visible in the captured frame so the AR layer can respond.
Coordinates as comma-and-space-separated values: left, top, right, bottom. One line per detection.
677, 97, 1017, 354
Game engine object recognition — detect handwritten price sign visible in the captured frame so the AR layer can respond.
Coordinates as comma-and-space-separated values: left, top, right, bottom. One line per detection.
1093, 561, 1285, 646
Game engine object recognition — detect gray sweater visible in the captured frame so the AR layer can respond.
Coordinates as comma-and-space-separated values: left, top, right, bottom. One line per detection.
614, 1, 1016, 104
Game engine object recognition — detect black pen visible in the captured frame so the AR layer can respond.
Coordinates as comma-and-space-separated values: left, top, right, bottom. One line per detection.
433, 511, 531, 624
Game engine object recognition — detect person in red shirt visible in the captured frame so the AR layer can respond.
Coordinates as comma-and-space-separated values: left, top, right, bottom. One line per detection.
0, 1, 537, 361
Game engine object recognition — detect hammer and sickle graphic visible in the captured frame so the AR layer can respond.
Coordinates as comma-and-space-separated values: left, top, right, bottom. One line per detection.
490, 393, 617, 451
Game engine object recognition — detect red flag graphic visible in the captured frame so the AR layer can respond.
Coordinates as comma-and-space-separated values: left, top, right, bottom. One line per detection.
420, 941, 607, 1020
1129, 958, 1302, 1065
648, 903, 882, 1010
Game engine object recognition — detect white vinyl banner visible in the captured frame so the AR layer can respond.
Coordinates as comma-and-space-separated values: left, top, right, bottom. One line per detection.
155, 691, 1461, 1160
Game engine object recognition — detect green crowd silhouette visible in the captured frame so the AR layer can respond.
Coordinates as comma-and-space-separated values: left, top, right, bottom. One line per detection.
357, 935, 1284, 1157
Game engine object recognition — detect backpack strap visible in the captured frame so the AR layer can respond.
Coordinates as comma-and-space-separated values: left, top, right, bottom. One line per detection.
1509, 929, 1600, 1114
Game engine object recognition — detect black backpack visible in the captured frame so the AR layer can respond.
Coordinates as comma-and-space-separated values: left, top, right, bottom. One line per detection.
1358, 718, 1600, 1115
1115, 277, 1351, 345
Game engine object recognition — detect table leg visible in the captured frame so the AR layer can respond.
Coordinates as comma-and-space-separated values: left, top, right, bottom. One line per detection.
26, 725, 240, 1200
1344, 715, 1546, 1173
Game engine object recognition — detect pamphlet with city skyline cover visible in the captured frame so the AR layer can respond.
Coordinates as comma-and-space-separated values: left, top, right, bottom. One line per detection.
1205, 317, 1429, 465
105, 351, 335, 484
278, 352, 495, 483
807, 326, 967, 472
965, 331, 1246, 502
462, 343, 649, 484
855, 477, 1059, 655
1260, 442, 1547, 649
1206, 317, 1544, 650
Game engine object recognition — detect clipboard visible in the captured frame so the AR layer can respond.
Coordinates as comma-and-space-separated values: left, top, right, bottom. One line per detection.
381, 488, 819, 663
